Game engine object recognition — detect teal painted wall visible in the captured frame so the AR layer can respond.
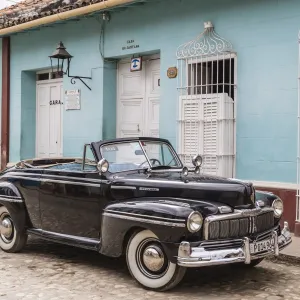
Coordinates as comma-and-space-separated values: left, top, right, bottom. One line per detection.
9, 18, 104, 160
20, 71, 36, 159
102, 61, 117, 140
7, 0, 300, 183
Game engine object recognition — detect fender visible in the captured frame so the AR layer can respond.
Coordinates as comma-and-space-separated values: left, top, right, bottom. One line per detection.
255, 190, 278, 207
0, 181, 28, 233
255, 190, 281, 226
99, 197, 219, 262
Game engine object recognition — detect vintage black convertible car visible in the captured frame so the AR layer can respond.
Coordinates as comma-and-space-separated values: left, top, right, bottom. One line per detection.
0, 137, 292, 291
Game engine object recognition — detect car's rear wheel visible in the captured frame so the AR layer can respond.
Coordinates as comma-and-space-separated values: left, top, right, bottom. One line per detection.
0, 206, 27, 253
126, 229, 186, 291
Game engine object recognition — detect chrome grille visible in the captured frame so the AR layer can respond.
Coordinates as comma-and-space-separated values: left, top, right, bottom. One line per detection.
205, 210, 274, 240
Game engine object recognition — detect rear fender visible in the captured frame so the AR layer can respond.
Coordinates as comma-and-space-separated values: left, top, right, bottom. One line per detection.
0, 182, 29, 233
100, 198, 194, 262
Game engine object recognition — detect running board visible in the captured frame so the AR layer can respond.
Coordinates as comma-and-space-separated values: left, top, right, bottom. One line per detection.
27, 228, 101, 251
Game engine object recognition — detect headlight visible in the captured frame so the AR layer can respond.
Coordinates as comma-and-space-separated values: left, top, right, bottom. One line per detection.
272, 198, 283, 218
187, 211, 203, 233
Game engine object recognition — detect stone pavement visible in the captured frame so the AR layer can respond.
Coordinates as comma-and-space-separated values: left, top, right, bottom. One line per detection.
0, 236, 300, 300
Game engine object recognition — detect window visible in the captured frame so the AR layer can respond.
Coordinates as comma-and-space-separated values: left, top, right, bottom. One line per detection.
178, 55, 236, 177
188, 58, 235, 100
100, 140, 181, 173
83, 145, 97, 172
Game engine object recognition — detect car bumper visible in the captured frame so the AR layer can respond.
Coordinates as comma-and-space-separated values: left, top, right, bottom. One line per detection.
177, 221, 292, 267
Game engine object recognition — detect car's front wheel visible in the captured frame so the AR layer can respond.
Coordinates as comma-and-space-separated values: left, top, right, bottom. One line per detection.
126, 229, 186, 291
0, 206, 27, 253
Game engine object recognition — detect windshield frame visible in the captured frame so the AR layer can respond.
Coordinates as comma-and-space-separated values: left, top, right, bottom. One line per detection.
98, 139, 183, 174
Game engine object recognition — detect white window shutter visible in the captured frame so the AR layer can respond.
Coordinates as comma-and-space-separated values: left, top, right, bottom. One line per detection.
178, 93, 234, 177
178, 97, 201, 166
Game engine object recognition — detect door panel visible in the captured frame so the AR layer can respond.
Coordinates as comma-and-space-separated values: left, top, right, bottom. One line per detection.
117, 57, 160, 139
145, 59, 160, 138
40, 171, 102, 238
37, 85, 50, 157
36, 81, 63, 158
117, 62, 145, 138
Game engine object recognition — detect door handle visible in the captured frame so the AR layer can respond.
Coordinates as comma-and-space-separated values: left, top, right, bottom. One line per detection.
137, 124, 140, 132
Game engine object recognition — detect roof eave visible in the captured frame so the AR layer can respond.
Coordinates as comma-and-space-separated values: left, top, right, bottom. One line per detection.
0, 0, 142, 37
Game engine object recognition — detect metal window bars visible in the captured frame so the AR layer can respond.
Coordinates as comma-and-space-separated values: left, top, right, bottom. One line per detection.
176, 22, 237, 177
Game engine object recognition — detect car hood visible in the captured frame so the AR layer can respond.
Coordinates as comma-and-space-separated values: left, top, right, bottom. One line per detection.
109, 171, 255, 209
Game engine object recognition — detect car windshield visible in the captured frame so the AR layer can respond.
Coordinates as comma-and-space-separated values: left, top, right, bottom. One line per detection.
100, 140, 181, 173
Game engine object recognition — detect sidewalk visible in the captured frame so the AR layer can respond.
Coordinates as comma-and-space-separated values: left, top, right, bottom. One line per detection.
281, 234, 300, 257
271, 234, 300, 265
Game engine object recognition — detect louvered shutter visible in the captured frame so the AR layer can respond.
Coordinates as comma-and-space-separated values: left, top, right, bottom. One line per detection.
178, 93, 234, 177
178, 97, 201, 166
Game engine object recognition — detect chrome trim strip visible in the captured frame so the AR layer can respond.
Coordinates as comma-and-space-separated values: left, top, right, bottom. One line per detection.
5, 172, 104, 183
5, 176, 41, 182
6, 175, 101, 187
104, 209, 186, 223
111, 186, 136, 190
0, 195, 22, 199
0, 197, 23, 203
41, 179, 100, 187
103, 212, 186, 227
119, 178, 246, 191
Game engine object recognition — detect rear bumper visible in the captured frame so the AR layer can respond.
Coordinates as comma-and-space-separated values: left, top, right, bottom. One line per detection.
177, 221, 292, 267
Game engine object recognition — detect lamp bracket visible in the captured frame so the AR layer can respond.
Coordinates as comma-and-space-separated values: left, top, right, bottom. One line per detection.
69, 75, 92, 91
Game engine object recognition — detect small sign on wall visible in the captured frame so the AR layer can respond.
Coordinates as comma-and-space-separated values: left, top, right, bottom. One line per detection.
130, 57, 142, 72
65, 89, 81, 110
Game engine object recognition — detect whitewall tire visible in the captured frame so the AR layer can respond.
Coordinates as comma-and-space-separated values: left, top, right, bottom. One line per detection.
126, 229, 186, 291
0, 206, 27, 253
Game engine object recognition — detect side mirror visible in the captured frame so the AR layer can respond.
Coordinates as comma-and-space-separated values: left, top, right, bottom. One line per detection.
192, 154, 203, 167
97, 158, 109, 174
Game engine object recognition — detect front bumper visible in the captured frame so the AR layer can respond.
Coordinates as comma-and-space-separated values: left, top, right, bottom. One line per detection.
177, 221, 292, 267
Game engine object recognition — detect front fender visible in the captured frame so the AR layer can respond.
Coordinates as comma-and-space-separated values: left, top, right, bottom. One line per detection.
0, 181, 28, 233
99, 198, 196, 260
255, 190, 278, 207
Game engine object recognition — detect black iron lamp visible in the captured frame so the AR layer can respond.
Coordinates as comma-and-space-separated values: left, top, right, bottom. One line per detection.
49, 41, 92, 90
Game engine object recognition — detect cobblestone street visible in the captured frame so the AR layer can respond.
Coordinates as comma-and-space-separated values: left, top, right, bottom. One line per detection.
0, 237, 298, 300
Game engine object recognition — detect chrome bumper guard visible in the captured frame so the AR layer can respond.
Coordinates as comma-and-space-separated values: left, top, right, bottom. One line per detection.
177, 222, 292, 267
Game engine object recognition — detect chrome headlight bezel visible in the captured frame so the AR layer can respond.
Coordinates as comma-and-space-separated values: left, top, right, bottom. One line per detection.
272, 198, 284, 218
187, 211, 203, 233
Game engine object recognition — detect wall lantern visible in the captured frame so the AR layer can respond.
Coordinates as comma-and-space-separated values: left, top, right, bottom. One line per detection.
49, 41, 92, 90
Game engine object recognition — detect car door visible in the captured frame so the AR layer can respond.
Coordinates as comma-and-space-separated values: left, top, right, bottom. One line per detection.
39, 150, 103, 239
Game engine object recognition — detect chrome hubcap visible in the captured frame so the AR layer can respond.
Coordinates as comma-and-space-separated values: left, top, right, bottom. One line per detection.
136, 238, 169, 279
0, 214, 14, 243
142, 246, 165, 272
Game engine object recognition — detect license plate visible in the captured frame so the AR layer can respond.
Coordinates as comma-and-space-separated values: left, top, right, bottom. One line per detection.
250, 238, 275, 254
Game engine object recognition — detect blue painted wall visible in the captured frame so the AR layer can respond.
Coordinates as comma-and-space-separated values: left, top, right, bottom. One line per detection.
9, 17, 104, 160
5, 0, 300, 183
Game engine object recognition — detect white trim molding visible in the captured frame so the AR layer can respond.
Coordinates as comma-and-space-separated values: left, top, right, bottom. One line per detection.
251, 180, 298, 191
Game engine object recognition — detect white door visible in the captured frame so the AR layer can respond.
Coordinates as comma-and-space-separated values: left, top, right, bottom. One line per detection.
36, 80, 63, 158
117, 56, 160, 138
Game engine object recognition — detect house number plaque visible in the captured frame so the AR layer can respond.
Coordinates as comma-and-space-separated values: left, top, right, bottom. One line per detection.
65, 89, 81, 110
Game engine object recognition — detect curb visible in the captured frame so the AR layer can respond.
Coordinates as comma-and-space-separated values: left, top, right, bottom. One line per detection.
266, 254, 300, 266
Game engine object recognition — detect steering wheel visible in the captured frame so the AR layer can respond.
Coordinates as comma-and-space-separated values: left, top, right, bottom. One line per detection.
139, 158, 162, 168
